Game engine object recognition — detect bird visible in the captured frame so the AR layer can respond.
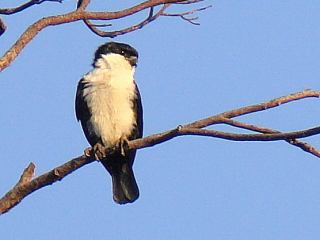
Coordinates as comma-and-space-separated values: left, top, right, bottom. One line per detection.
75, 42, 143, 204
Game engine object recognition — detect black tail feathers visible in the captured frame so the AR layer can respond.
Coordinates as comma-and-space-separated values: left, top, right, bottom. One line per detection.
102, 159, 139, 204
111, 164, 139, 204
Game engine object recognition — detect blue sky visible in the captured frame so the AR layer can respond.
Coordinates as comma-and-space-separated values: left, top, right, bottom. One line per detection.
1, 0, 320, 239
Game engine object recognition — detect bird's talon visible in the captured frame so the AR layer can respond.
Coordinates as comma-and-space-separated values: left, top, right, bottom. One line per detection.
93, 142, 107, 160
94, 153, 102, 161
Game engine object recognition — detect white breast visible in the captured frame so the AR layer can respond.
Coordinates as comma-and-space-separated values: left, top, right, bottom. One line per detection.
82, 54, 137, 147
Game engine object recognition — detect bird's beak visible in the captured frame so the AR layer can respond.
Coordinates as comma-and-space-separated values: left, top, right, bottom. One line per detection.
127, 56, 138, 67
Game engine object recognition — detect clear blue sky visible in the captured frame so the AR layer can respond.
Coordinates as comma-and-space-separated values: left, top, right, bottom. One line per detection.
1, 0, 320, 239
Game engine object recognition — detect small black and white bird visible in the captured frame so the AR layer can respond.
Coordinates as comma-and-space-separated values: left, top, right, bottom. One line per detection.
75, 42, 143, 204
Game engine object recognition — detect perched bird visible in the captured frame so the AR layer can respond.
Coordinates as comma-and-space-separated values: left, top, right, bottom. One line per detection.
75, 42, 143, 204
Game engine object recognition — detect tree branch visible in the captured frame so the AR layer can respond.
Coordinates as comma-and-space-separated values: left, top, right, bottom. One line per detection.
161, 5, 212, 25
0, 0, 207, 72
81, 5, 170, 37
185, 89, 320, 129
0, 156, 93, 214
179, 126, 320, 141
221, 118, 320, 158
1, 89, 319, 214
81, 2, 211, 37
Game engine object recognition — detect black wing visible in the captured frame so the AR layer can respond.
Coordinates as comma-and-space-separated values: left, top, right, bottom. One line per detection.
130, 81, 143, 140
75, 78, 100, 146
75, 78, 88, 121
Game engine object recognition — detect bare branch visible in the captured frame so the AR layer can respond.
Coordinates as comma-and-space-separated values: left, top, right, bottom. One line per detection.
17, 163, 35, 185
185, 89, 320, 129
80, 7, 158, 38
0, 0, 63, 15
0, 0, 201, 72
83, 5, 170, 37
85, 23, 113, 27
1, 90, 319, 214
0, 163, 35, 214
127, 124, 320, 151
161, 5, 212, 25
177, 126, 320, 141
287, 139, 320, 158
0, 155, 93, 214
221, 118, 320, 158
81, 2, 210, 37
175, 0, 205, 4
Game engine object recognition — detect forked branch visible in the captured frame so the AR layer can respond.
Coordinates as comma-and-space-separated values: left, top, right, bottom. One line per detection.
161, 5, 212, 25
81, 5, 170, 37
0, 0, 209, 71
0, 89, 319, 214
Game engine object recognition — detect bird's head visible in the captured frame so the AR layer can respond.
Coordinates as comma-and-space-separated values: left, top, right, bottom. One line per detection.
93, 42, 138, 68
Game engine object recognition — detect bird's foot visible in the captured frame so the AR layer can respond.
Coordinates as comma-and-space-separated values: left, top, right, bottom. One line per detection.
119, 136, 129, 156
93, 142, 107, 161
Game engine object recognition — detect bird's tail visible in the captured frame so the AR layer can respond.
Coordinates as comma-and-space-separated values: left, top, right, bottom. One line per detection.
111, 164, 139, 204
102, 160, 139, 204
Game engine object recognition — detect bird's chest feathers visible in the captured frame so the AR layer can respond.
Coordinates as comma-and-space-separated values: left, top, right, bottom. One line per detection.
83, 67, 136, 146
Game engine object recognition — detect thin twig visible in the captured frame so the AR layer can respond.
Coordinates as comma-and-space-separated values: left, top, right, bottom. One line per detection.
221, 118, 320, 158
178, 126, 320, 141
82, 5, 169, 37
175, 0, 204, 4
185, 89, 320, 129
161, 5, 212, 25
287, 139, 320, 158
86, 23, 112, 27
17, 163, 35, 185
0, 0, 63, 15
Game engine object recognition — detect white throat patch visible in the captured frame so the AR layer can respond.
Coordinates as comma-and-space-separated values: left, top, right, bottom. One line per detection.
82, 53, 137, 147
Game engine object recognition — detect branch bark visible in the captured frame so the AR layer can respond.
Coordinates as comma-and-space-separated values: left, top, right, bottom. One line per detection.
0, 156, 93, 214
1, 89, 319, 215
